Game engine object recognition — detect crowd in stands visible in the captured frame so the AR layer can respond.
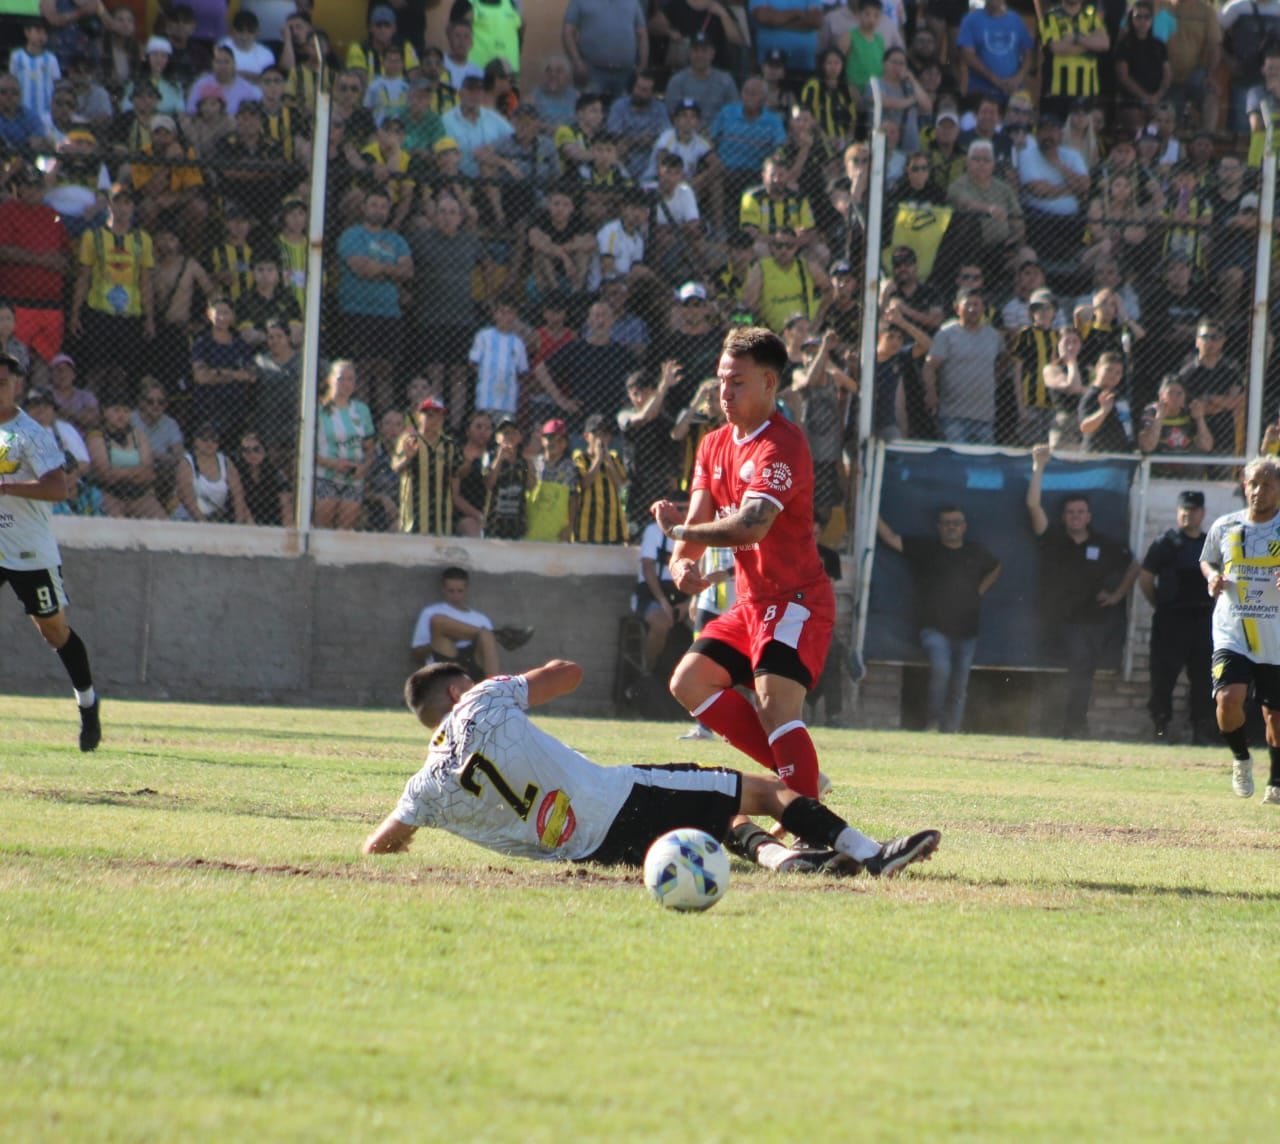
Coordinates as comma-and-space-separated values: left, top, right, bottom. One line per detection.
2, 0, 1279, 541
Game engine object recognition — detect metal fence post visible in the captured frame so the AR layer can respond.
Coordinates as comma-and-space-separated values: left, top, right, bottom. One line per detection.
293, 43, 330, 541
1248, 110, 1277, 459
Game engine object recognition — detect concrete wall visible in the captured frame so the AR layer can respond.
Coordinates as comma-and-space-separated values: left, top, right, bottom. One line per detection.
3, 475, 1227, 738
0, 520, 637, 714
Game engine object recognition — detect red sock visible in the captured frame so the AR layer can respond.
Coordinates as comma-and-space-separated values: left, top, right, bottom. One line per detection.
767, 722, 820, 798
693, 689, 776, 773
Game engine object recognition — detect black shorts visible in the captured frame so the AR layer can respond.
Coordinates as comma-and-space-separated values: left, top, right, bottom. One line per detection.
0, 565, 68, 617
420, 323, 474, 368
689, 635, 814, 690
582, 763, 742, 866
1212, 648, 1280, 709
80, 309, 144, 375
341, 314, 403, 364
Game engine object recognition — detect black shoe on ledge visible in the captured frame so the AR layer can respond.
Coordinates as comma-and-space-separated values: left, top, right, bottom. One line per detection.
79, 699, 101, 752
494, 626, 535, 651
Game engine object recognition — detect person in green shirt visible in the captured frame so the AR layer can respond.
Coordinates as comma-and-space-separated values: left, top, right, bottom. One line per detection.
846, 0, 886, 90
403, 77, 446, 157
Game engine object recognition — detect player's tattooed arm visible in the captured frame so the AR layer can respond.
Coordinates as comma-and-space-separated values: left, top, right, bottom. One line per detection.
668, 495, 781, 547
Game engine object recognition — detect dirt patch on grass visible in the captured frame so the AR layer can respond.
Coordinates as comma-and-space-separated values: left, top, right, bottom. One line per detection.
24, 786, 187, 809
979, 820, 1280, 851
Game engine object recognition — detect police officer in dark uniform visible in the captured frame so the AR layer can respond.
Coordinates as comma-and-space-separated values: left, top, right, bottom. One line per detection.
1139, 490, 1215, 744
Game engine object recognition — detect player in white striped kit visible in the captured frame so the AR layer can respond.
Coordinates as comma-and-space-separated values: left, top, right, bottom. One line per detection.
1201, 456, 1280, 802
0, 353, 100, 750
363, 659, 940, 878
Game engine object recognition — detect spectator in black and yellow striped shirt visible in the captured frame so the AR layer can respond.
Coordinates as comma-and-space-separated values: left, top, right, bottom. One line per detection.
1033, 0, 1110, 122
573, 413, 628, 544
739, 152, 828, 264
799, 49, 859, 148
1010, 288, 1061, 444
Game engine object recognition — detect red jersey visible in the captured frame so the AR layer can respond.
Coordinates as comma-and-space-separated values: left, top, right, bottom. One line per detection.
0, 200, 70, 304
691, 415, 830, 603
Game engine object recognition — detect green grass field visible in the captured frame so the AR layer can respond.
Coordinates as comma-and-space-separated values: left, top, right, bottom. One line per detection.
4, 694, 1280, 1142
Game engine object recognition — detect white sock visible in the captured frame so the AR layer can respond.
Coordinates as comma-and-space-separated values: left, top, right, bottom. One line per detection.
74, 687, 96, 709
835, 826, 881, 862
755, 842, 793, 871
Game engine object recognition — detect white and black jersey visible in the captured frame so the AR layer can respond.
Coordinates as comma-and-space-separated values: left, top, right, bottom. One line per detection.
0, 409, 64, 571
393, 674, 741, 864
394, 675, 634, 861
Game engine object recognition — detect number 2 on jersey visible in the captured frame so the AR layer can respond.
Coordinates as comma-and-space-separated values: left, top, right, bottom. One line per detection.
459, 752, 539, 820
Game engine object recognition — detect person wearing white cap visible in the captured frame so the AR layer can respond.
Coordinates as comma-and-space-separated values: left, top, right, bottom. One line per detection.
663, 282, 722, 406
125, 40, 184, 114
928, 106, 966, 187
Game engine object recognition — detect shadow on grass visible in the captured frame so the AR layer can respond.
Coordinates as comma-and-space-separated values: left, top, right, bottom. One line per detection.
1065, 878, 1280, 902
926, 870, 1280, 902
20, 787, 372, 824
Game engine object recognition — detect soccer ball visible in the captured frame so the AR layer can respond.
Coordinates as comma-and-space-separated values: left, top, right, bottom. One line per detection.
643, 828, 731, 912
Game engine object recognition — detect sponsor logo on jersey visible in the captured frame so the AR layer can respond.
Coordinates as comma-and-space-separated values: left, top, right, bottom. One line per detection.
712, 465, 723, 479
0, 443, 20, 475
762, 462, 792, 492
536, 789, 576, 849
739, 460, 755, 483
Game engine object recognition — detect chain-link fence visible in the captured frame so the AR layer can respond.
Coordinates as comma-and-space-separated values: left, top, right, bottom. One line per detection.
5, 9, 1278, 558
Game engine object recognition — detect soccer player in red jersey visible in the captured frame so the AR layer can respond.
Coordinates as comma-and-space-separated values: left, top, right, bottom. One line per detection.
651, 326, 836, 803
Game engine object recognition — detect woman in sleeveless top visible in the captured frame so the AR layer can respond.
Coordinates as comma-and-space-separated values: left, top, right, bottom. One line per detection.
453, 410, 494, 538
314, 360, 374, 531
87, 395, 167, 519
173, 421, 251, 523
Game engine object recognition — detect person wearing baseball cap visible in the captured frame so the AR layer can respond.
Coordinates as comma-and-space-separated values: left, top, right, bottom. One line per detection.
128, 114, 204, 234
884, 244, 942, 338
69, 179, 155, 387
823, 259, 861, 348
524, 417, 578, 543
574, 413, 627, 544
440, 65, 516, 178
665, 32, 739, 127
1138, 487, 1214, 745
1008, 287, 1060, 445
395, 394, 458, 535
348, 5, 421, 80
132, 37, 183, 117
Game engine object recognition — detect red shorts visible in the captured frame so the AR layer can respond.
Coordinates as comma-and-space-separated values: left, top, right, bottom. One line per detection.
696, 586, 835, 691
12, 306, 64, 364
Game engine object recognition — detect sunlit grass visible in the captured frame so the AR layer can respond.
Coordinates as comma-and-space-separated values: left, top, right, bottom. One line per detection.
3, 695, 1279, 1141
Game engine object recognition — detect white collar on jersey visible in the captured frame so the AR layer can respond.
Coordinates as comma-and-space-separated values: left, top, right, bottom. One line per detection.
732, 417, 773, 447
